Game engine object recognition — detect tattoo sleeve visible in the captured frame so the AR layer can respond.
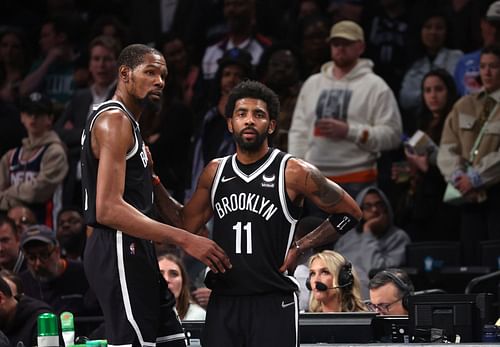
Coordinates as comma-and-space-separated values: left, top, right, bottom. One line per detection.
296, 219, 340, 251
307, 166, 344, 208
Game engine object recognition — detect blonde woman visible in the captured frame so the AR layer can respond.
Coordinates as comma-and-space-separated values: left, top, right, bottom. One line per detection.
307, 250, 366, 312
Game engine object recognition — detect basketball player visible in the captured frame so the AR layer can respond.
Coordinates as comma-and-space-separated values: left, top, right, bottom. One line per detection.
80, 44, 231, 347
153, 80, 362, 347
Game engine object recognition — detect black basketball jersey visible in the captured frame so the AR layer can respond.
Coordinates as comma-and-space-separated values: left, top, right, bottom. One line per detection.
209, 148, 302, 295
80, 100, 153, 228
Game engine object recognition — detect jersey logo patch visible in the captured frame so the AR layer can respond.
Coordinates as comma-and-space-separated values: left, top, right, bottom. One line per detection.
221, 176, 236, 183
281, 300, 294, 308
262, 174, 275, 182
261, 174, 275, 188
129, 242, 136, 255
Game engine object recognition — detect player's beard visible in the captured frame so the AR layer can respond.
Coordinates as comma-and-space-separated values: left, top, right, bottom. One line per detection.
137, 92, 162, 113
234, 126, 268, 152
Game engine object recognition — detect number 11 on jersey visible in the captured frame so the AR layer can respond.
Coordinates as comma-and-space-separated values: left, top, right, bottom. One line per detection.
233, 222, 252, 254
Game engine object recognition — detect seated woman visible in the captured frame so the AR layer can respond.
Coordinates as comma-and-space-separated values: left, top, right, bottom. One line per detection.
158, 253, 206, 321
307, 250, 366, 312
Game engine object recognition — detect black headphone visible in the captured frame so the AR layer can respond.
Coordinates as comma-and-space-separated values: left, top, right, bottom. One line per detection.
380, 270, 412, 311
306, 261, 354, 291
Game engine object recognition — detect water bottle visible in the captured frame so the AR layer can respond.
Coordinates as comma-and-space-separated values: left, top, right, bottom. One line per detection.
424, 256, 433, 272
37, 313, 59, 347
60, 311, 75, 347
482, 324, 497, 342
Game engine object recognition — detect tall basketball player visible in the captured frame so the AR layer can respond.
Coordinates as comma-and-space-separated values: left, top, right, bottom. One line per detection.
153, 80, 362, 347
80, 44, 231, 347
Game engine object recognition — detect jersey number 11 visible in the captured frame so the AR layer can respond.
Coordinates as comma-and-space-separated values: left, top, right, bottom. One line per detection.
233, 222, 252, 254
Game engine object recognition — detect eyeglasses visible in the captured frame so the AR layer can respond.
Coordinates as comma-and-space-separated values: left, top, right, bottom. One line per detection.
366, 297, 402, 313
361, 201, 385, 211
24, 247, 55, 263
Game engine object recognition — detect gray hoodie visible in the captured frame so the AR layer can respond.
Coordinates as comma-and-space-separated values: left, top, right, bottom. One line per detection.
334, 186, 410, 299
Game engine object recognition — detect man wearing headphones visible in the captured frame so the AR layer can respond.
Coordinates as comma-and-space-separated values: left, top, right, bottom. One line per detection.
368, 268, 414, 315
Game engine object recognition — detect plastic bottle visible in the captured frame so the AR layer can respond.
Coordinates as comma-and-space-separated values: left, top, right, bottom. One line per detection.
424, 256, 433, 272
37, 313, 59, 347
482, 324, 497, 342
60, 311, 75, 347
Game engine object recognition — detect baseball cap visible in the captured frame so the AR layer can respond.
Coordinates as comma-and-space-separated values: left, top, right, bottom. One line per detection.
217, 47, 253, 76
329, 20, 364, 42
19, 92, 53, 116
487, 1, 500, 21
21, 224, 57, 248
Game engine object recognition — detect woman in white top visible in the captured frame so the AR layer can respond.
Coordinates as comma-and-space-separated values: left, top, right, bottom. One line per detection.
158, 253, 206, 321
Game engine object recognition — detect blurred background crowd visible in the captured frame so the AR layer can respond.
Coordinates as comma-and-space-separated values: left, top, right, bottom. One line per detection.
1, 0, 500, 343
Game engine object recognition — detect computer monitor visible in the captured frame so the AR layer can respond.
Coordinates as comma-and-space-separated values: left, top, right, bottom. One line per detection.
299, 312, 377, 343
479, 240, 500, 270
408, 294, 490, 343
371, 315, 409, 343
405, 241, 460, 271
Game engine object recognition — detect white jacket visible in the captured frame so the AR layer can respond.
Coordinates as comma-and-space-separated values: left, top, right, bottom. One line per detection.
288, 59, 402, 177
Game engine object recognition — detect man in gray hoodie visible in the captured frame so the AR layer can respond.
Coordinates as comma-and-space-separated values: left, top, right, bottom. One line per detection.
334, 186, 410, 299
289, 21, 402, 202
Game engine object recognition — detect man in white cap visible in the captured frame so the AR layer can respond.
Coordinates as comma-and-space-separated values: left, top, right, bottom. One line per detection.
289, 20, 402, 215
454, 1, 500, 96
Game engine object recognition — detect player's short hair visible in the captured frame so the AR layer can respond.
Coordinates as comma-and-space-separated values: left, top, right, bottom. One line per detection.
225, 80, 279, 121
117, 44, 162, 70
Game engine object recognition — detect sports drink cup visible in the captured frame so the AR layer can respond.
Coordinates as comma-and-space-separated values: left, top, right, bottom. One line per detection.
37, 312, 59, 347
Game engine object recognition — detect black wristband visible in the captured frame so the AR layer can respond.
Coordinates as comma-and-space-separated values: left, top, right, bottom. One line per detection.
328, 213, 359, 235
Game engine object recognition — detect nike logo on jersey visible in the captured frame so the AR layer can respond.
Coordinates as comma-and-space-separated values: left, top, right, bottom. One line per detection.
221, 176, 236, 183
281, 301, 294, 308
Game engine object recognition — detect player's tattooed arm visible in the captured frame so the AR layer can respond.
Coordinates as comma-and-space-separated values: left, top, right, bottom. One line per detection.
280, 159, 362, 273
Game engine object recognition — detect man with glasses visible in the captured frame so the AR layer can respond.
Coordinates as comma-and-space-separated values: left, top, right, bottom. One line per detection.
18, 224, 99, 315
367, 268, 414, 315
335, 186, 410, 299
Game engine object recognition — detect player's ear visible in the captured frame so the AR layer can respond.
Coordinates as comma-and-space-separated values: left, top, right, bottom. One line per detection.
119, 65, 130, 83
268, 119, 277, 134
226, 116, 234, 133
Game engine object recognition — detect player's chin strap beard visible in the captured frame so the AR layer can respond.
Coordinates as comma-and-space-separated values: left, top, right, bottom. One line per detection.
137, 94, 161, 113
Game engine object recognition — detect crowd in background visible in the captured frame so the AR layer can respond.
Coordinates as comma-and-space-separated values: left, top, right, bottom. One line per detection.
1, 0, 500, 344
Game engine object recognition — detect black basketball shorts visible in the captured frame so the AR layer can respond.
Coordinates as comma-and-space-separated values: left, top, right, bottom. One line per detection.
202, 292, 298, 347
84, 229, 185, 347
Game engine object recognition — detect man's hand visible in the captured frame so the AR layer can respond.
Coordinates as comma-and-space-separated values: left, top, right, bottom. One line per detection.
455, 174, 473, 194
192, 287, 212, 309
183, 234, 232, 274
279, 246, 301, 274
363, 213, 389, 236
405, 148, 429, 173
315, 118, 349, 140
46, 46, 64, 64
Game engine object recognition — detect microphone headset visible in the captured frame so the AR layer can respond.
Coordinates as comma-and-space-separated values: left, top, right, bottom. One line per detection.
379, 269, 412, 311
306, 261, 354, 292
